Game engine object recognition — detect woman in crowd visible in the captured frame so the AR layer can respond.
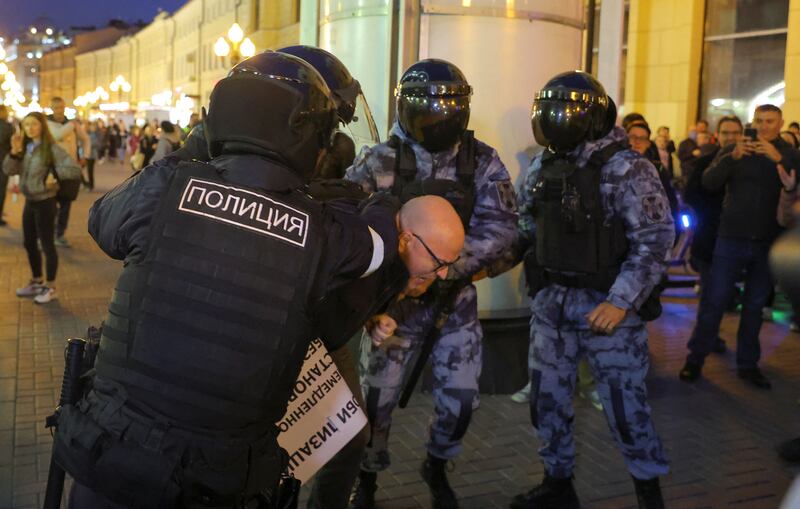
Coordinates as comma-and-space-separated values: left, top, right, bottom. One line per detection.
96, 119, 108, 162
626, 120, 679, 217
137, 124, 159, 168
116, 120, 128, 163
2, 112, 81, 304
84, 120, 101, 191
127, 125, 141, 161
151, 120, 182, 163
108, 122, 121, 162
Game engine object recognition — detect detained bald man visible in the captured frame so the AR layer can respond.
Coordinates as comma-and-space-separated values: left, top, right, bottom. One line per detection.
309, 195, 465, 509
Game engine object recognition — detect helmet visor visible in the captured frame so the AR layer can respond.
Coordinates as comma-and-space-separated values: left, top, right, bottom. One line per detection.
340, 91, 380, 149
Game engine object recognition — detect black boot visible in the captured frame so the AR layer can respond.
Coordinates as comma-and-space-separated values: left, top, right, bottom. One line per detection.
349, 470, 377, 509
420, 454, 459, 509
632, 476, 665, 509
509, 474, 580, 509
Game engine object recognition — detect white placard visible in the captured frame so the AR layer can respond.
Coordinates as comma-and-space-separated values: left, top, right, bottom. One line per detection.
277, 339, 367, 483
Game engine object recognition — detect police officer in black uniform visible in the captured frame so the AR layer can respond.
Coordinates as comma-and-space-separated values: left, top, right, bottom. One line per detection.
55, 51, 403, 508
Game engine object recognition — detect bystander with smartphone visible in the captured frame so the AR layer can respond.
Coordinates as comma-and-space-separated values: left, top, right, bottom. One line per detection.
680, 104, 800, 388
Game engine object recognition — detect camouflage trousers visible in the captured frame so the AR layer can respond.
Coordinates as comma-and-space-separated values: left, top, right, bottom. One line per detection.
528, 286, 669, 480
359, 284, 482, 472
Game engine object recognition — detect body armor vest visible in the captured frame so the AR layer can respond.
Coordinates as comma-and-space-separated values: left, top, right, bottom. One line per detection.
94, 161, 325, 429
532, 142, 629, 291
389, 130, 477, 229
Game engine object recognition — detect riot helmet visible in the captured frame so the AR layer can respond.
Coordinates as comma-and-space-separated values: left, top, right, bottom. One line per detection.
531, 71, 617, 154
277, 45, 379, 147
395, 59, 472, 153
203, 51, 338, 180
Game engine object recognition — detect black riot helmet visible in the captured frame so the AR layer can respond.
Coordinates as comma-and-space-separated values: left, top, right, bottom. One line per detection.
531, 71, 617, 154
203, 51, 338, 180
277, 45, 379, 146
278, 45, 360, 123
395, 59, 472, 153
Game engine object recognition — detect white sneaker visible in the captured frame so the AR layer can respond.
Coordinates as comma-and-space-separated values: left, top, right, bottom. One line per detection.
510, 382, 531, 403
578, 387, 604, 411
16, 281, 44, 297
54, 236, 71, 248
34, 287, 57, 304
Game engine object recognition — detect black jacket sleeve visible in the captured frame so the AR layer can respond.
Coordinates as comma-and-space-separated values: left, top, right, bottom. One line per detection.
88, 158, 176, 262
316, 192, 401, 296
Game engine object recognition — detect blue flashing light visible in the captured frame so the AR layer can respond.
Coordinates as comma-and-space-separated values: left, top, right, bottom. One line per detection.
681, 213, 691, 229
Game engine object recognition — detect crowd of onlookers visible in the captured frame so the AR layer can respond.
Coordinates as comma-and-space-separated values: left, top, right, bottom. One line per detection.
618, 110, 800, 336
0, 96, 201, 304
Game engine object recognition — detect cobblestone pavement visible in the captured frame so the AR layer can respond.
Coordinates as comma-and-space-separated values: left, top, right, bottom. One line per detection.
1, 160, 799, 508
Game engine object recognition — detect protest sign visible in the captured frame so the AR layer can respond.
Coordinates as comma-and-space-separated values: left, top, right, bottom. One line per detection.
277, 339, 367, 483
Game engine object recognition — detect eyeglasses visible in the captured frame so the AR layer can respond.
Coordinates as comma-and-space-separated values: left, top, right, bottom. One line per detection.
627, 134, 650, 144
411, 232, 459, 280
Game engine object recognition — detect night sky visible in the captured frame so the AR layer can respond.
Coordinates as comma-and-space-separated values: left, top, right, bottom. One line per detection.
0, 0, 188, 39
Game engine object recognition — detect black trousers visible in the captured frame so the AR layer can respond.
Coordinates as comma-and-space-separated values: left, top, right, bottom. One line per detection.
69, 483, 128, 509
22, 197, 58, 282
84, 158, 96, 190
56, 197, 72, 238
0, 170, 8, 218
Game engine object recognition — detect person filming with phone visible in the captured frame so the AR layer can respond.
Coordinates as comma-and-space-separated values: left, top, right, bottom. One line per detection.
680, 104, 800, 388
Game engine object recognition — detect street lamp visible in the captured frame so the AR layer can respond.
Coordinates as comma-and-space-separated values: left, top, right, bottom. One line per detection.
109, 74, 131, 103
213, 22, 256, 67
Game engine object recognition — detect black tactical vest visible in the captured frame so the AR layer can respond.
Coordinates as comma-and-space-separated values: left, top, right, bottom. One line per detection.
389, 131, 478, 229
532, 142, 630, 291
94, 161, 325, 429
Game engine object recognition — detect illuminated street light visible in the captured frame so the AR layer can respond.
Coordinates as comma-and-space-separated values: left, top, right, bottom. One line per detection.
240, 38, 256, 59
227, 23, 244, 44
30, 27, 37, 35
213, 37, 231, 58
45, 28, 53, 36
214, 23, 256, 67
109, 75, 132, 104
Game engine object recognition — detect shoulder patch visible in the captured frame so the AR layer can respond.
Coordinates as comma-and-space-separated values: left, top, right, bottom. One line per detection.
178, 178, 309, 247
495, 180, 516, 211
641, 193, 669, 224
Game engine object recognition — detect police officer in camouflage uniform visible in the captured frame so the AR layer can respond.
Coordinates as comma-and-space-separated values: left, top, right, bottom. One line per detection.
509, 72, 673, 509
346, 59, 518, 509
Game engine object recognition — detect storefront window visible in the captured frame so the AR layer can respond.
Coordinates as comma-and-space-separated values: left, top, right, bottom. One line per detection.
699, 0, 789, 127
705, 0, 790, 36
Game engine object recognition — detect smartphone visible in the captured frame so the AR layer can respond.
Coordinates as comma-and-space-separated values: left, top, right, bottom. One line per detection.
744, 127, 757, 140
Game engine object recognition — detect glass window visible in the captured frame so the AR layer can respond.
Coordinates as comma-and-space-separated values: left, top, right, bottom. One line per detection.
705, 0, 789, 36
699, 1, 788, 128
588, 1, 629, 104
700, 34, 787, 126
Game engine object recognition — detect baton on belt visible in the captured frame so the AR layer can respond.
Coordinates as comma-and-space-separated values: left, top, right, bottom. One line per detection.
398, 279, 469, 408
43, 327, 102, 509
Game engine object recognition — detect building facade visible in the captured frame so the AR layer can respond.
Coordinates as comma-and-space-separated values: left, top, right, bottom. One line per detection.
5, 0, 800, 133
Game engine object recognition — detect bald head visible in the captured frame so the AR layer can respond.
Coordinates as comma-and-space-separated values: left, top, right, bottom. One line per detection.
400, 196, 465, 261
397, 196, 465, 297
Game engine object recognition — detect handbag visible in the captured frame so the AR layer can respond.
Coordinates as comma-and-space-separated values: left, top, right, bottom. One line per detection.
49, 165, 81, 201
131, 151, 145, 171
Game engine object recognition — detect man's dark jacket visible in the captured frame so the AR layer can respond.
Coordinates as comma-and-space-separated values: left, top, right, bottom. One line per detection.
703, 137, 800, 242
684, 146, 723, 264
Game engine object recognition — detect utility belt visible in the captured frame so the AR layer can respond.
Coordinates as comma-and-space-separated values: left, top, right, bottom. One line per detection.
523, 247, 662, 322
53, 375, 290, 509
